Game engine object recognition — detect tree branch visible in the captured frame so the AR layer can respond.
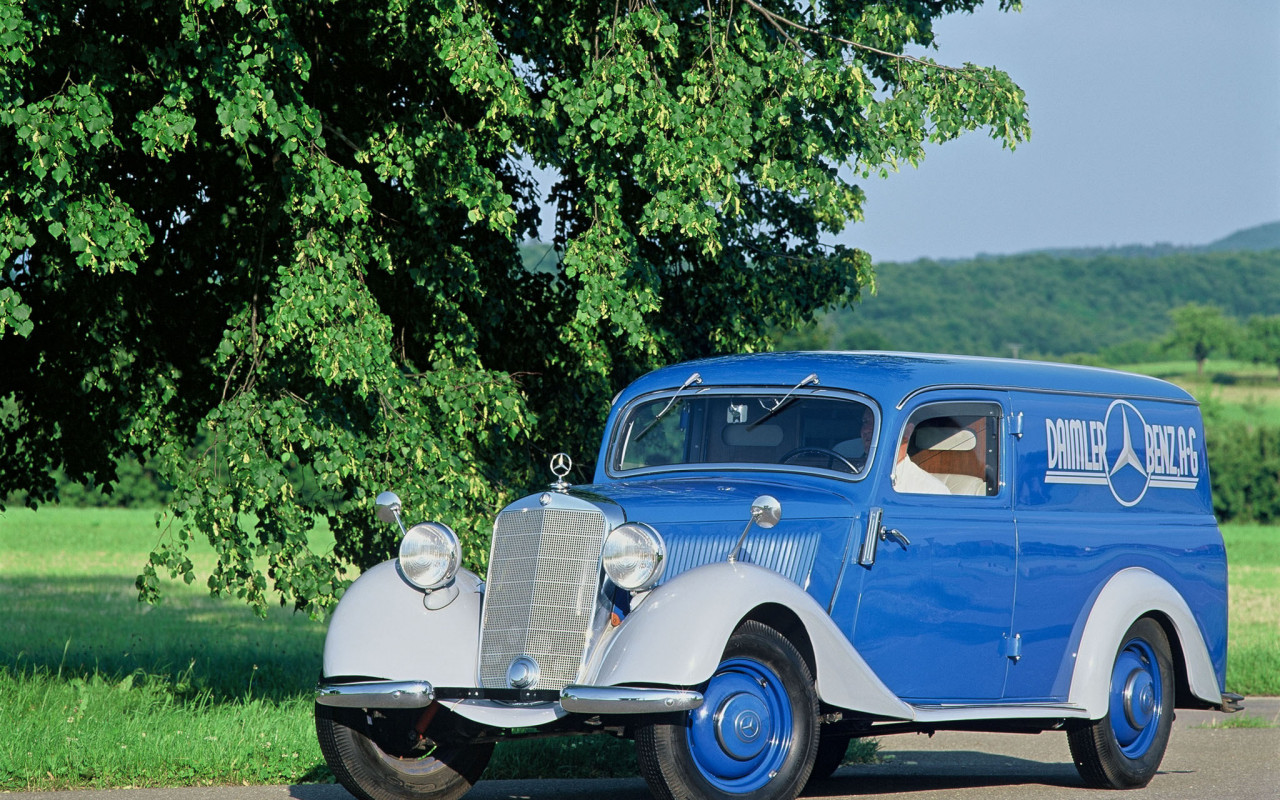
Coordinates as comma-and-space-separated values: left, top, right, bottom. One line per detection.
739, 0, 967, 73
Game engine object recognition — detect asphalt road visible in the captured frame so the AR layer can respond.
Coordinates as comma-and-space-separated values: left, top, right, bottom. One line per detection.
10, 701, 1278, 800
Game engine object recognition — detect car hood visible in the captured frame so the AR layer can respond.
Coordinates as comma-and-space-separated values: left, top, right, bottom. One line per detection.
567, 476, 859, 594
570, 476, 858, 524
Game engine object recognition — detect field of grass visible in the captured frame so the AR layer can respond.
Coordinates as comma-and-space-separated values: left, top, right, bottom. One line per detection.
0, 508, 723, 790
1, 505, 1274, 790
1121, 359, 1280, 427
1221, 523, 1280, 696
0, 508, 330, 789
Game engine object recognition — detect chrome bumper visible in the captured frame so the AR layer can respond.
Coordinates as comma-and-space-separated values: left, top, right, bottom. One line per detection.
315, 680, 702, 715
559, 685, 704, 714
315, 680, 435, 709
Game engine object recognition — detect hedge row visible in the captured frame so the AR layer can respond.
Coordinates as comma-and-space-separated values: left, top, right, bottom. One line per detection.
1206, 420, 1280, 523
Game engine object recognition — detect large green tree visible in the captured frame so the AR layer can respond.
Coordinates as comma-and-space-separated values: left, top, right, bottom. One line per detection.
1168, 303, 1235, 376
0, 0, 1028, 613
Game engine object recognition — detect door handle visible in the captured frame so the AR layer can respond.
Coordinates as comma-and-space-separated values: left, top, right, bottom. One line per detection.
880, 526, 911, 551
859, 508, 911, 567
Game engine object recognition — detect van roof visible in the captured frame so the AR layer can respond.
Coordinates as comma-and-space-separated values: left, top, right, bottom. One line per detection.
624, 351, 1195, 408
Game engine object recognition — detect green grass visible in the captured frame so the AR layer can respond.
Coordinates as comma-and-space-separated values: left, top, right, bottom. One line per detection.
0, 507, 332, 789
1119, 359, 1280, 427
0, 665, 322, 789
0, 506, 1274, 790
0, 507, 332, 702
1196, 714, 1276, 729
1222, 524, 1280, 696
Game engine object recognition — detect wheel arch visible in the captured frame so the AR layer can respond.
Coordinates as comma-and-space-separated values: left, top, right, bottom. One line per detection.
1148, 611, 1219, 711
1067, 567, 1221, 718
741, 602, 817, 679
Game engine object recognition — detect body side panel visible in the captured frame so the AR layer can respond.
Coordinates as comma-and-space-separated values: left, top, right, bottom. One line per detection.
1007, 391, 1227, 701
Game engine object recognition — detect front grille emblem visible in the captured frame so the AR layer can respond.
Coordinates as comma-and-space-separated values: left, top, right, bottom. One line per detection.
549, 452, 572, 491
507, 656, 541, 689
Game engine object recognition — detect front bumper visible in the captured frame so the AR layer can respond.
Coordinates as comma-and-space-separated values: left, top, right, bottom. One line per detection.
559, 685, 705, 713
315, 680, 703, 715
316, 680, 435, 709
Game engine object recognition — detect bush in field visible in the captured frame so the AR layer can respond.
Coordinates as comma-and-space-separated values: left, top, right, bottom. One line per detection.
1205, 418, 1280, 523
49, 457, 171, 508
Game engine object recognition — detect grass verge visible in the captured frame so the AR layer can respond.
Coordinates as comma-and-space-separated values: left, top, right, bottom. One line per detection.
1221, 524, 1280, 696
0, 663, 323, 790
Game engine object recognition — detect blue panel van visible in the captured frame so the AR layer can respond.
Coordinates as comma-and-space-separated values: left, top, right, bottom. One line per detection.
314, 352, 1238, 800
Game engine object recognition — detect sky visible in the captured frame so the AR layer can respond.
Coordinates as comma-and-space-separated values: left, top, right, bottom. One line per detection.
842, 0, 1280, 262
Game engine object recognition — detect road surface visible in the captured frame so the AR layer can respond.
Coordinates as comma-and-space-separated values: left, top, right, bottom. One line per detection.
9, 701, 1278, 800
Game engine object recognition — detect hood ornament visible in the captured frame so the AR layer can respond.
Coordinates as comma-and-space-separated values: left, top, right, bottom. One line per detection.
550, 452, 573, 492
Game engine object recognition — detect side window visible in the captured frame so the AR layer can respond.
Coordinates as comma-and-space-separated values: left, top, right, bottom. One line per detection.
891, 402, 1001, 496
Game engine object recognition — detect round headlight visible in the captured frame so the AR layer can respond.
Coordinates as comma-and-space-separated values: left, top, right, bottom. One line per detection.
398, 522, 460, 590
602, 522, 666, 591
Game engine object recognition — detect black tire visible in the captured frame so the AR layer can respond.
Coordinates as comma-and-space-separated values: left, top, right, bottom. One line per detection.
1067, 617, 1175, 789
634, 620, 820, 800
805, 732, 851, 785
315, 703, 493, 800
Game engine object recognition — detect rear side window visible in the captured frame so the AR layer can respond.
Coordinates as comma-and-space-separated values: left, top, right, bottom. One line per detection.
892, 402, 1002, 496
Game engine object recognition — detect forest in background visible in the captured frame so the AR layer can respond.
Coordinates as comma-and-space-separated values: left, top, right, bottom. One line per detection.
779, 221, 1280, 360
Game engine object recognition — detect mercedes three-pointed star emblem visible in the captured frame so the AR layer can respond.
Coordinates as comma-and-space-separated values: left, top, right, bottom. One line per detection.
549, 452, 572, 491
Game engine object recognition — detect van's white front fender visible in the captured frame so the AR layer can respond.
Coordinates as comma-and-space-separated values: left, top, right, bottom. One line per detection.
586, 562, 912, 720
1068, 567, 1221, 718
322, 560, 482, 688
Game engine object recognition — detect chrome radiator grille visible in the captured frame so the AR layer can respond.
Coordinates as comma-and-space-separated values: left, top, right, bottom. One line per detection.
478, 507, 607, 690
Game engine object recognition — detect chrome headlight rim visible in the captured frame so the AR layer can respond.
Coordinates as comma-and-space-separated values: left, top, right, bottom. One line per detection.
602, 521, 666, 592
397, 521, 461, 590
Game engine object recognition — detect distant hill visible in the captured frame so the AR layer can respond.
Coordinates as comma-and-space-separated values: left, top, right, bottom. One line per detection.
1201, 221, 1280, 253
815, 247, 1280, 358
520, 222, 1280, 361
1005, 220, 1280, 261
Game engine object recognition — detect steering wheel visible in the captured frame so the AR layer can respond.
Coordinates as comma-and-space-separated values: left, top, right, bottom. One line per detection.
779, 447, 858, 474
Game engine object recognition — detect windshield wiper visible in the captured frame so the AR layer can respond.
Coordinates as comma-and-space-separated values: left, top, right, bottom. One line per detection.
634, 372, 702, 442
748, 372, 819, 428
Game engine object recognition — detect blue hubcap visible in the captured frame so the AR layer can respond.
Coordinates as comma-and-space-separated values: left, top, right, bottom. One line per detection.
1108, 638, 1163, 758
687, 657, 793, 793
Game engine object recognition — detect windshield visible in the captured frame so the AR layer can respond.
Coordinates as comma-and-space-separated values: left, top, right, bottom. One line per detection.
611, 391, 876, 477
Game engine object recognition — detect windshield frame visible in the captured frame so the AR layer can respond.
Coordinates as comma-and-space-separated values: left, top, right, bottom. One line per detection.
605, 385, 881, 482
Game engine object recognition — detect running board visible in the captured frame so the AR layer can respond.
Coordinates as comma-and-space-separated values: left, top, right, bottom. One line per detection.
910, 702, 1091, 723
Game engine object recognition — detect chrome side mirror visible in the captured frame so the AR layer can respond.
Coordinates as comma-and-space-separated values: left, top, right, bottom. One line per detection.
729, 495, 782, 563
751, 495, 782, 528
375, 491, 406, 535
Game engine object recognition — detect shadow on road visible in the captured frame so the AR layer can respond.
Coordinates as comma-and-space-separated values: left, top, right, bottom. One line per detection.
808, 749, 1082, 796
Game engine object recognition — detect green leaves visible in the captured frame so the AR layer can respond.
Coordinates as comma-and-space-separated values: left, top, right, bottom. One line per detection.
0, 286, 32, 339
0, 0, 1029, 616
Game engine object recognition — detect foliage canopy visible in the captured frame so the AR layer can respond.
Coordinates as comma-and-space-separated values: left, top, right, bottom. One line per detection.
0, 0, 1028, 613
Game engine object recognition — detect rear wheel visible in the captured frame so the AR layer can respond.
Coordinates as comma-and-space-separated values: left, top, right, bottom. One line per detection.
634, 620, 819, 800
315, 703, 493, 800
1067, 617, 1175, 789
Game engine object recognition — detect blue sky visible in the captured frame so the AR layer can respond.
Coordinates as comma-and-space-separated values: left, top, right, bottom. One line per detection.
843, 1, 1280, 262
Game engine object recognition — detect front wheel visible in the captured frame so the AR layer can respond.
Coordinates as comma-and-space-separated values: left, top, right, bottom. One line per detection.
634, 620, 819, 800
1067, 617, 1175, 789
315, 703, 493, 800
